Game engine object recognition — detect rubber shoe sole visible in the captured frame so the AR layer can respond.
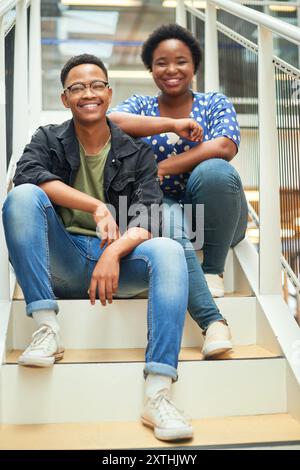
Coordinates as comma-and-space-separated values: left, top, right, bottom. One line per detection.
209, 288, 225, 298
202, 340, 233, 358
18, 349, 65, 368
141, 416, 194, 441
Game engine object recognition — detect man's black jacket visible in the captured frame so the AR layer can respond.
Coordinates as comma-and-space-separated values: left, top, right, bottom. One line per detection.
13, 118, 163, 235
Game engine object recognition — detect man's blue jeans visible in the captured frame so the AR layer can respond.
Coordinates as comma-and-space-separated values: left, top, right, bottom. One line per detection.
2, 184, 189, 382
163, 158, 248, 331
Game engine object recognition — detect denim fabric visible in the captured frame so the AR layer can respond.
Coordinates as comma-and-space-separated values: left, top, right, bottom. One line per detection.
162, 197, 223, 331
185, 158, 248, 274
162, 158, 248, 331
2, 184, 188, 381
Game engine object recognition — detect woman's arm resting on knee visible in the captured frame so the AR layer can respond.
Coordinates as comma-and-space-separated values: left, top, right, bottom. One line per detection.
109, 112, 202, 142
158, 137, 237, 177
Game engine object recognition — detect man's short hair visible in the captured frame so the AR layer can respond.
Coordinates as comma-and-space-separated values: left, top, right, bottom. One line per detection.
141, 24, 202, 73
60, 54, 108, 87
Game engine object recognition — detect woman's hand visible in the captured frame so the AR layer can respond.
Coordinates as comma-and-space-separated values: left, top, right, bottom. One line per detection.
93, 203, 120, 249
157, 157, 178, 182
89, 249, 120, 306
157, 164, 166, 184
172, 119, 203, 142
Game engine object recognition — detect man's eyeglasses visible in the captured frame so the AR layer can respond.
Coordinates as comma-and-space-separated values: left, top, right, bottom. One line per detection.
64, 80, 110, 95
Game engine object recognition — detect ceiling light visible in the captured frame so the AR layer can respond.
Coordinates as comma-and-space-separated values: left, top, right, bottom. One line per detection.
269, 5, 297, 12
163, 0, 206, 8
62, 0, 142, 7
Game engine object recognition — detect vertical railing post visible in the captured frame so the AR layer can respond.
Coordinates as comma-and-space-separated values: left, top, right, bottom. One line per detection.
297, 6, 300, 68
258, 25, 282, 295
13, 0, 29, 169
297, 293, 300, 326
0, 15, 10, 301
205, 2, 219, 92
29, 0, 42, 131
176, 0, 187, 28
190, 8, 196, 36
190, 11, 197, 92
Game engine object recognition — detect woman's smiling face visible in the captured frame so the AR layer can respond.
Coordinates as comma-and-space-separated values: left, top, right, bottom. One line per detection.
151, 39, 195, 96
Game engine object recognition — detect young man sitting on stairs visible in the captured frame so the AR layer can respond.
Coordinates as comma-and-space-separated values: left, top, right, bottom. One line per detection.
2, 54, 196, 442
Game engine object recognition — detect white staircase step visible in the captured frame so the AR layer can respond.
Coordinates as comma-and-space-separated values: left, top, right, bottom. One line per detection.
2, 413, 298, 450
10, 297, 258, 349
2, 356, 286, 424
1, 413, 300, 450
6, 344, 280, 364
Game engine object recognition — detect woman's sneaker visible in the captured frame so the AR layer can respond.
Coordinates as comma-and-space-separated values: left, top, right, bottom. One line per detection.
205, 274, 225, 297
141, 389, 193, 441
202, 321, 233, 358
18, 324, 64, 367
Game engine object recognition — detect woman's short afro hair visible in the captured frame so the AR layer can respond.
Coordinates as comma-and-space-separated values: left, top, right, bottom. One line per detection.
141, 24, 202, 73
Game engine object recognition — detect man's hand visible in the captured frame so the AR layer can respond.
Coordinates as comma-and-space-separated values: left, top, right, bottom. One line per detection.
89, 249, 120, 306
172, 119, 203, 142
93, 203, 120, 249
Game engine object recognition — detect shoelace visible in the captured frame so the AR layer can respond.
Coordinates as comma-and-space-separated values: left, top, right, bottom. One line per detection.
151, 390, 188, 425
26, 325, 57, 352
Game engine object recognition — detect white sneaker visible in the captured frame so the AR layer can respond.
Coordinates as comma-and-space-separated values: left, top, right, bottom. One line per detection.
202, 321, 233, 358
18, 324, 64, 367
205, 274, 225, 297
141, 389, 193, 441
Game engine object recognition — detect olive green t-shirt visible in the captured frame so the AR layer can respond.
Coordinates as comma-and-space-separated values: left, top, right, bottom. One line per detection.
59, 139, 111, 237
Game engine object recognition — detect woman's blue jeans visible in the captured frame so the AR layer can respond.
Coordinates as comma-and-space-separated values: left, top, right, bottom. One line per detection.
2, 184, 189, 382
163, 158, 248, 330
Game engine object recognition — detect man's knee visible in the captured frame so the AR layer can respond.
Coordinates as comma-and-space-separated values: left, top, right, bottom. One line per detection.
146, 238, 188, 287
3, 184, 47, 214
144, 237, 185, 262
2, 184, 50, 230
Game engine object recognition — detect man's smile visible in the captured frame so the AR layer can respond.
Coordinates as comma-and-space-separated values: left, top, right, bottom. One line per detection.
78, 101, 102, 109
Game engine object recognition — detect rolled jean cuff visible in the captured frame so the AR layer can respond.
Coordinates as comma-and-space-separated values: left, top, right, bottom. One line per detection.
26, 299, 59, 317
144, 362, 178, 382
202, 316, 228, 334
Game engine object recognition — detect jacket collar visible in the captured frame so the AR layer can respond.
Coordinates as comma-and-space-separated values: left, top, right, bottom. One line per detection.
55, 118, 75, 141
54, 117, 139, 160
54, 119, 79, 170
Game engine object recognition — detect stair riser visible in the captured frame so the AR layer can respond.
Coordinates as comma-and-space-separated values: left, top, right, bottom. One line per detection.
2, 359, 286, 424
11, 298, 257, 349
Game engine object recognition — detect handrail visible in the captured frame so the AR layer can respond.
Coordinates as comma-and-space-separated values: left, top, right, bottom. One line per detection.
187, 3, 300, 78
0, 0, 17, 18
193, 0, 300, 45
0, 0, 30, 17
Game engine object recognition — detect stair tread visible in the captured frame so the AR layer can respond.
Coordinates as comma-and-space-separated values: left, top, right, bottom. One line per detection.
6, 344, 281, 364
12, 289, 253, 300
0, 413, 299, 449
